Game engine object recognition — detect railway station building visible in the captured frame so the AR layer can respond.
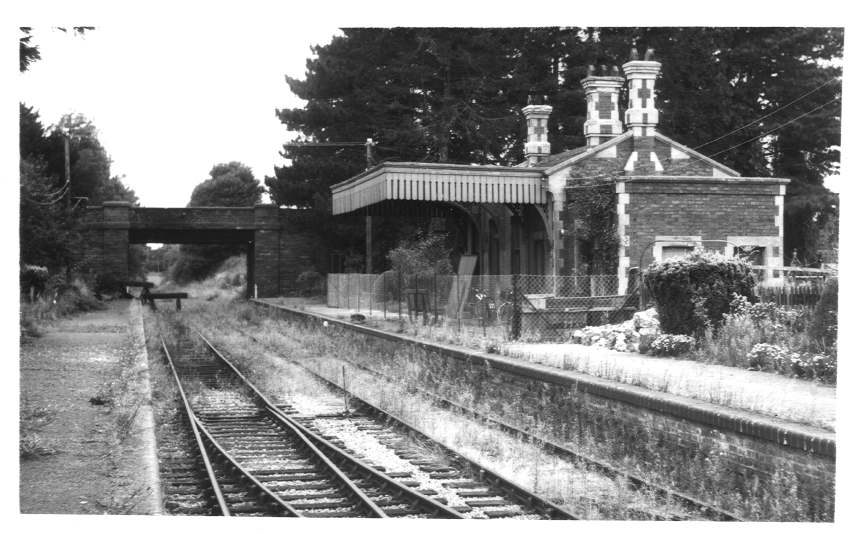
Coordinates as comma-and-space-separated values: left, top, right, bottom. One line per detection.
330, 53, 789, 294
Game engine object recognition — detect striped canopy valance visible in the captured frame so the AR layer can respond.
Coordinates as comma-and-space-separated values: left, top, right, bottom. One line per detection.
331, 162, 545, 215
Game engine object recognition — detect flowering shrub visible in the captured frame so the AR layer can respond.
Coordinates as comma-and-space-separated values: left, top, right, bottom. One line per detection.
571, 320, 640, 352
650, 334, 696, 357
742, 343, 836, 383
789, 352, 837, 383
746, 343, 784, 370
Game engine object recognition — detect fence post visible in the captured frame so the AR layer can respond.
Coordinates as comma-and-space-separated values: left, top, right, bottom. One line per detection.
356, 274, 361, 313
433, 272, 438, 325
511, 273, 521, 340
383, 273, 387, 320
398, 271, 403, 321
456, 273, 461, 332
414, 274, 419, 322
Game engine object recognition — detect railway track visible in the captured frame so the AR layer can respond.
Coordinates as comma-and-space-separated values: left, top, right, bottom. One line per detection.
159, 322, 574, 518
235, 315, 741, 522
195, 329, 578, 519
157, 316, 577, 519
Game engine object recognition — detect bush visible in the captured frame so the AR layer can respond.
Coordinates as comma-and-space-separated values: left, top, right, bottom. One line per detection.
746, 343, 784, 370
387, 233, 454, 279
94, 272, 124, 296
650, 334, 696, 356
808, 277, 837, 349
295, 270, 325, 297
644, 249, 756, 336
20, 264, 49, 300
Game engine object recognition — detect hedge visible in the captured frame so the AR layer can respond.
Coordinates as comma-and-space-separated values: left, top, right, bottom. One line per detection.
644, 249, 756, 336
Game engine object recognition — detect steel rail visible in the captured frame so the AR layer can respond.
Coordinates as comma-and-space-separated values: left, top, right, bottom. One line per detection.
160, 335, 231, 515
195, 328, 576, 520
169, 326, 388, 519
266, 348, 580, 520
160, 335, 301, 517
195, 330, 464, 519
188, 332, 387, 518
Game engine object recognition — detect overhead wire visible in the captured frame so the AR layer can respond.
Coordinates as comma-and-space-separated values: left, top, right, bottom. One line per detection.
691, 78, 841, 151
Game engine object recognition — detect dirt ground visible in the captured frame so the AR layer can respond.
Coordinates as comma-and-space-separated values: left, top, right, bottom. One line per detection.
19, 299, 161, 515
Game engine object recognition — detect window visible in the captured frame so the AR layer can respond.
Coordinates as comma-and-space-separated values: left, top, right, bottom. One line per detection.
661, 246, 694, 261
734, 246, 765, 266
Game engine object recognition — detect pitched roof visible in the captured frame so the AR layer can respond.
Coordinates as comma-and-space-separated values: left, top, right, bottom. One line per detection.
530, 145, 588, 168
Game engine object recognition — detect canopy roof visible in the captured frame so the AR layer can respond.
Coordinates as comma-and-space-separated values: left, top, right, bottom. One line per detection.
330, 162, 546, 215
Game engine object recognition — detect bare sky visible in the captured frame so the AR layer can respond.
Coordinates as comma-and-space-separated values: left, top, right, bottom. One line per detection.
19, 23, 341, 207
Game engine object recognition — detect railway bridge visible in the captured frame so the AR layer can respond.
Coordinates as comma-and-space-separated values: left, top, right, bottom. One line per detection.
82, 201, 319, 297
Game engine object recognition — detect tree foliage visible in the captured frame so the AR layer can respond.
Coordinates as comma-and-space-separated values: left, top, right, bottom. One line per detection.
169, 162, 264, 283
189, 161, 264, 207
273, 27, 841, 267
19, 105, 138, 280
20, 27, 94, 72
569, 185, 619, 274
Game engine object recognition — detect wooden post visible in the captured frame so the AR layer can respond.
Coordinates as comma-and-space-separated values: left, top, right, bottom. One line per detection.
64, 133, 71, 207
365, 215, 373, 274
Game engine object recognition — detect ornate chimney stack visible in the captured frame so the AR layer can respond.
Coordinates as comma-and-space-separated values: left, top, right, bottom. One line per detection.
622, 47, 662, 137
581, 64, 625, 146
522, 93, 553, 165
622, 48, 664, 173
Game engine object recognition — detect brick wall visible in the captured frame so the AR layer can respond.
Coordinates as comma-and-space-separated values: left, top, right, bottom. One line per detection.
623, 178, 784, 270
256, 301, 835, 520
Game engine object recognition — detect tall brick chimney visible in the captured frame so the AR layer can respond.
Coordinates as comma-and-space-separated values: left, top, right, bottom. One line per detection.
522, 95, 553, 165
622, 48, 664, 173
580, 65, 625, 146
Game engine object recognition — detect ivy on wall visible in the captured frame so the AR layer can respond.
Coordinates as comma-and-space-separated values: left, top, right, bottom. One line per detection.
568, 184, 620, 275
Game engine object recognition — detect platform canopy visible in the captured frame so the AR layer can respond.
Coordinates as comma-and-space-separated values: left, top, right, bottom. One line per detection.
331, 162, 546, 215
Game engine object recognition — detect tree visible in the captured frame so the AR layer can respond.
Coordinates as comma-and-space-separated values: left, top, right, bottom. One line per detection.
19, 106, 138, 280
189, 161, 264, 206
169, 162, 264, 283
20, 27, 94, 72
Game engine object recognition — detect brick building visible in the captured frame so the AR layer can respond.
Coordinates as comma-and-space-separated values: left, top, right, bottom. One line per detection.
331, 52, 788, 293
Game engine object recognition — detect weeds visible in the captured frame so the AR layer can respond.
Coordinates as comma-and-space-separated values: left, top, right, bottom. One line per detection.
20, 401, 59, 459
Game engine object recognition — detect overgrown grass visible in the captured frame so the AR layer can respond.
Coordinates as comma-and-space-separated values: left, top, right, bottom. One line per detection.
20, 279, 105, 340
20, 401, 58, 459
156, 255, 247, 302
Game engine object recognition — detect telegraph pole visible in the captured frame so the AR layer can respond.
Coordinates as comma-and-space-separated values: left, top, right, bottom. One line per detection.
64, 132, 71, 208
282, 138, 379, 274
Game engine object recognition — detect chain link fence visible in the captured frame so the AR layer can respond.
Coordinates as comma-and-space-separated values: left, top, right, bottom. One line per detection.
326, 272, 636, 341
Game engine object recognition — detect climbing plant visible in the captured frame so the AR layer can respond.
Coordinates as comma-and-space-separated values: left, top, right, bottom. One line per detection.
569, 184, 619, 274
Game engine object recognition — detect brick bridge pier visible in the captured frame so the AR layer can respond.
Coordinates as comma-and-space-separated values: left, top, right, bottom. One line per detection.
83, 201, 319, 297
